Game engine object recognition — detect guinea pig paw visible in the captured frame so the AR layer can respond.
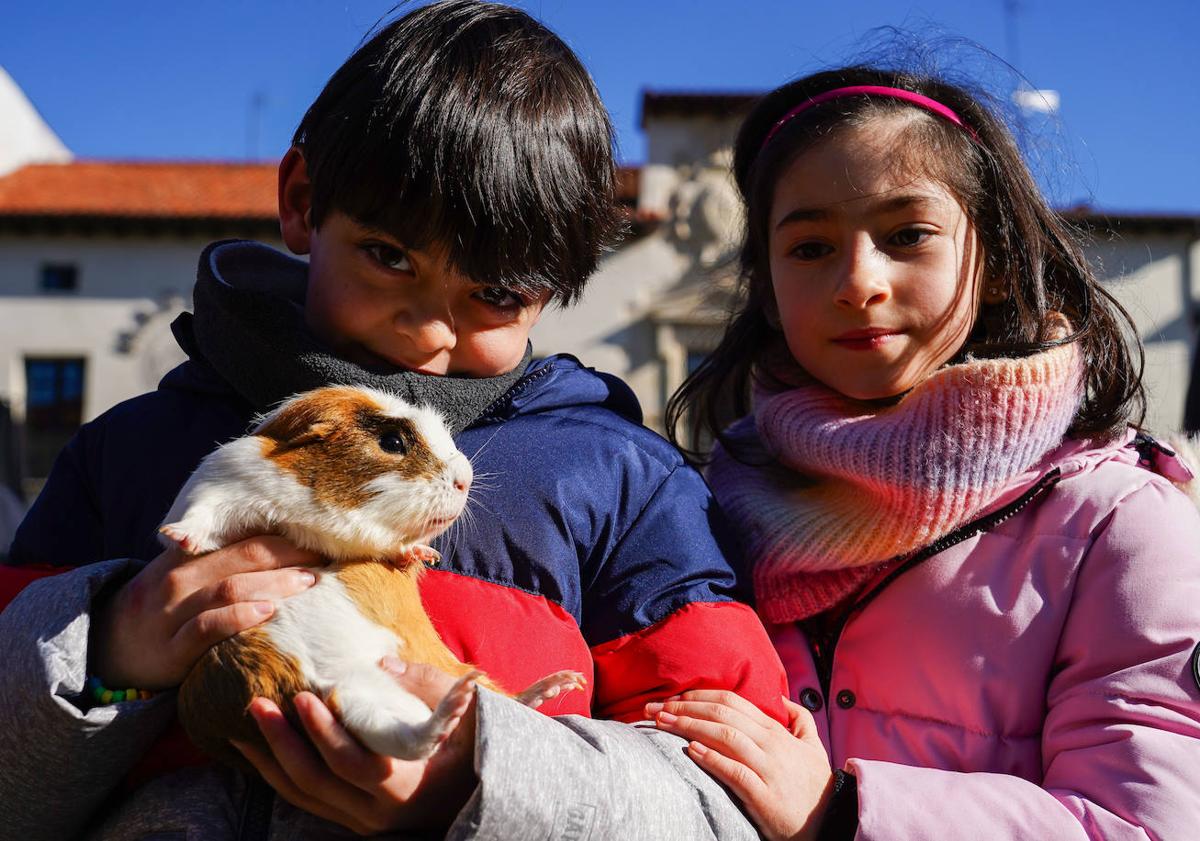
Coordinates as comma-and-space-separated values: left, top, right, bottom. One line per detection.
398, 544, 441, 566
159, 524, 201, 555
427, 669, 481, 744
515, 670, 588, 708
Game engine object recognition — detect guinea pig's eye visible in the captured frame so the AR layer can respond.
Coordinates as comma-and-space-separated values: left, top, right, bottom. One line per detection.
379, 431, 407, 455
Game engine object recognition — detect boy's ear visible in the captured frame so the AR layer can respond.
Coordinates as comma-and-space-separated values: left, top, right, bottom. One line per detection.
278, 147, 314, 255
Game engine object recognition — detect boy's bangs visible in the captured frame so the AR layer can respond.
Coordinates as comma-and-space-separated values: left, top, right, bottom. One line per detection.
330, 112, 604, 302
296, 0, 621, 304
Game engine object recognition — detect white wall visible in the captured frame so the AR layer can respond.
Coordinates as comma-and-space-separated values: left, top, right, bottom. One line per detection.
0, 234, 284, 422
0, 66, 72, 177
1085, 234, 1198, 434
530, 232, 692, 428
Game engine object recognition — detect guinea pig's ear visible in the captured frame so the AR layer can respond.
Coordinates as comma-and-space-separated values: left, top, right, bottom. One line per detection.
270, 421, 334, 452
285, 422, 334, 450
256, 402, 335, 451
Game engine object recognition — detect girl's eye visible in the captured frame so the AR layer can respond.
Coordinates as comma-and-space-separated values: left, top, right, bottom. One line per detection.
791, 242, 833, 261
364, 243, 413, 272
475, 286, 523, 309
890, 228, 932, 248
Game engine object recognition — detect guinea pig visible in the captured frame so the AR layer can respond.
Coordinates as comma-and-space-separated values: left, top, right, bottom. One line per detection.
164, 385, 585, 765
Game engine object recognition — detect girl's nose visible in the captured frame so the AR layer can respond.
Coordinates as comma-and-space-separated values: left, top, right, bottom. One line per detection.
834, 237, 891, 309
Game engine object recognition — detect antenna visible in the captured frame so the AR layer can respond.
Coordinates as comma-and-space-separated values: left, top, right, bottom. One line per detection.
1004, 0, 1060, 116
1003, 0, 1021, 72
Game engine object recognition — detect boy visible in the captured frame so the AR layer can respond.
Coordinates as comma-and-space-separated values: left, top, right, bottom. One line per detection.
0, 2, 786, 839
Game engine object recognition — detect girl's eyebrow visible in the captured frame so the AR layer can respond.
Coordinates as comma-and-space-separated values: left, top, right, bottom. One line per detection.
774, 191, 943, 230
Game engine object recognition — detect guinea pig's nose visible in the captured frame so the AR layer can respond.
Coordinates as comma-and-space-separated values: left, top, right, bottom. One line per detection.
450, 454, 473, 493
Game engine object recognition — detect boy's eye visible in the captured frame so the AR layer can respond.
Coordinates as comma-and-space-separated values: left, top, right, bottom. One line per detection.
475, 286, 522, 308
791, 241, 833, 261
890, 228, 932, 248
364, 243, 413, 272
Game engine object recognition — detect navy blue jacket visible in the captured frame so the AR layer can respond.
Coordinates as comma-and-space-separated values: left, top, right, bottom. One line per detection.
9, 351, 787, 733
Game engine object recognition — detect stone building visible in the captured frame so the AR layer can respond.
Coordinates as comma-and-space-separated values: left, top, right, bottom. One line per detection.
1, 78, 1197, 519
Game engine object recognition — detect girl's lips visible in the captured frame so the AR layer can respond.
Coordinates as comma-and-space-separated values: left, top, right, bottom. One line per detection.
831, 328, 901, 351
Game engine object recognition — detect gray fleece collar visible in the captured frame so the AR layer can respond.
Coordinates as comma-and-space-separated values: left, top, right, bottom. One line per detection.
171, 240, 530, 435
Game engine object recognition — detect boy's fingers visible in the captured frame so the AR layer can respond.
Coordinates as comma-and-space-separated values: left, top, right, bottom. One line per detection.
173, 600, 277, 653
380, 657, 460, 708
248, 697, 373, 815
178, 568, 317, 617
192, 536, 325, 580
158, 537, 322, 612
233, 739, 367, 835
292, 692, 395, 789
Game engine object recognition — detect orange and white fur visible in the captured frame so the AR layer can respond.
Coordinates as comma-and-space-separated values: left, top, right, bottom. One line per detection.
166, 386, 584, 764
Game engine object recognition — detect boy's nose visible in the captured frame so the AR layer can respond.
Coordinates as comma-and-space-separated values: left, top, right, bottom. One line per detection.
393, 310, 457, 355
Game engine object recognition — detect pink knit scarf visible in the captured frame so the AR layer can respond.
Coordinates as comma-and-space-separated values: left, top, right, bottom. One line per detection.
708, 337, 1085, 623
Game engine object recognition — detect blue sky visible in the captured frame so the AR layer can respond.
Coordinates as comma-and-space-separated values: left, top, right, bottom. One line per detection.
2, 0, 1197, 212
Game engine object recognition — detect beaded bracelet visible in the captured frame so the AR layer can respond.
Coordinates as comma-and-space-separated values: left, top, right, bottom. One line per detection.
86, 675, 154, 705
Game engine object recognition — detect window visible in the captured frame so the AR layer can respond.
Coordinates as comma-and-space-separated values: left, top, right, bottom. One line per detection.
23, 357, 86, 481
40, 264, 79, 293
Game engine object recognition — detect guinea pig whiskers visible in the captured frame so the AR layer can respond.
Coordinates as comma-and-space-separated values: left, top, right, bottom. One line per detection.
440, 519, 465, 562
461, 481, 497, 522
465, 426, 504, 465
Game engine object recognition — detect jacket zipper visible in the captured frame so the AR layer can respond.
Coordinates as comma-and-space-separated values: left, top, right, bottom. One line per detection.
805, 468, 1063, 700
477, 364, 553, 422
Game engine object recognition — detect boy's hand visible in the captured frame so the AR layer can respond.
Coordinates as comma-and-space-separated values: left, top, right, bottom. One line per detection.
647, 690, 834, 841
234, 659, 477, 836
90, 537, 323, 690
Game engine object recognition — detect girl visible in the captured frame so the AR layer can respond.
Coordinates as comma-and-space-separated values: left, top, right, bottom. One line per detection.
653, 66, 1200, 840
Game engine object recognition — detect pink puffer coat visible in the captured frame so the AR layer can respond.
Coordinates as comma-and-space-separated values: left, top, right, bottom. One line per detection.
769, 431, 1200, 840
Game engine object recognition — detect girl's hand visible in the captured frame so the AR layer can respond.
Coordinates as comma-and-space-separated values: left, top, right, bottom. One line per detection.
647, 690, 834, 841
90, 537, 323, 690
234, 658, 477, 835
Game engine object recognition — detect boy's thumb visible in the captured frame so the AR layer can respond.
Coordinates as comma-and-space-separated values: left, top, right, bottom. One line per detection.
379, 656, 460, 707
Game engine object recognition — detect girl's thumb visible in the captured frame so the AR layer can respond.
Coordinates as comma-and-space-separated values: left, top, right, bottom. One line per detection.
782, 696, 819, 740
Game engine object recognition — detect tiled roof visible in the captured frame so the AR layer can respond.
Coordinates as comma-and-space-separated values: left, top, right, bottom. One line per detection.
615, 166, 638, 204
0, 161, 277, 219
0, 161, 642, 220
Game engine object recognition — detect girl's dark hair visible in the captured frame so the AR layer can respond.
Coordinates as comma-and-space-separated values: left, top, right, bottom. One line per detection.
293, 0, 623, 304
667, 65, 1145, 459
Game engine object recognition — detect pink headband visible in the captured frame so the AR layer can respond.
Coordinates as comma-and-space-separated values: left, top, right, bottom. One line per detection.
759, 85, 978, 152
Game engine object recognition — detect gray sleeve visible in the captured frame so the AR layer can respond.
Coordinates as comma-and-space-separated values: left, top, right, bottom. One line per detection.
447, 689, 761, 841
0, 560, 178, 841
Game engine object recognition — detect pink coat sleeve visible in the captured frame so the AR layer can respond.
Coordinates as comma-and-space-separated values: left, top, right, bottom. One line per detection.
848, 478, 1200, 840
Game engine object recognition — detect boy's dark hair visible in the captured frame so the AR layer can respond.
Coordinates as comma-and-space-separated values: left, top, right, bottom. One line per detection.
293, 0, 622, 304
667, 65, 1146, 459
